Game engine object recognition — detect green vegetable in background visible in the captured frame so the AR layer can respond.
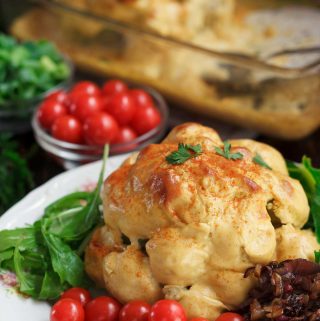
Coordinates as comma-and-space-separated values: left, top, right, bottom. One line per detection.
287, 156, 320, 243
0, 33, 70, 107
0, 134, 34, 214
0, 146, 109, 300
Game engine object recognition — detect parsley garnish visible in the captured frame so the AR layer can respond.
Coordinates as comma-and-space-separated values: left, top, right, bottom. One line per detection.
166, 143, 202, 164
253, 153, 272, 170
215, 141, 243, 161
315, 250, 320, 263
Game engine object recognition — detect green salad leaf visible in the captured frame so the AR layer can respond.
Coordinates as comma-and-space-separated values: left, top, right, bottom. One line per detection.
42, 232, 85, 286
0, 146, 109, 300
14, 247, 43, 297
287, 156, 320, 243
38, 271, 66, 300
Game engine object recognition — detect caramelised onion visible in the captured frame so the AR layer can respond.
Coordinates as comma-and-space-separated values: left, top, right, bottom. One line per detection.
237, 259, 320, 321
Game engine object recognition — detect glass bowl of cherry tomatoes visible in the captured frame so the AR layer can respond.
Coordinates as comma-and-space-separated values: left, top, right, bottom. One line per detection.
32, 79, 169, 169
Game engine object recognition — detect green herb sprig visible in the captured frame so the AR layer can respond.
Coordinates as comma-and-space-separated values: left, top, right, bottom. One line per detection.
215, 141, 243, 160
315, 251, 320, 263
0, 146, 109, 300
287, 156, 320, 243
253, 153, 272, 170
166, 143, 202, 165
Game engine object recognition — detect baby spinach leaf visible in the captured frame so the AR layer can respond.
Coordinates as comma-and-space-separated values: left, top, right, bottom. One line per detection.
42, 232, 85, 286
0, 249, 13, 266
22, 250, 48, 272
14, 248, 43, 297
0, 228, 38, 252
0, 146, 109, 299
39, 271, 66, 300
42, 146, 109, 241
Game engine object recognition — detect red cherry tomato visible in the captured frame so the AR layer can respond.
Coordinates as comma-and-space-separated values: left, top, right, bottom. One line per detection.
83, 112, 119, 145
119, 300, 151, 321
108, 92, 136, 126
37, 100, 68, 130
215, 313, 244, 321
46, 89, 69, 105
52, 115, 83, 144
131, 105, 161, 135
114, 126, 137, 144
190, 318, 210, 321
70, 95, 103, 122
85, 296, 121, 321
102, 95, 113, 113
70, 81, 101, 97
103, 80, 128, 97
50, 298, 85, 321
61, 288, 91, 307
149, 300, 186, 321
130, 89, 153, 108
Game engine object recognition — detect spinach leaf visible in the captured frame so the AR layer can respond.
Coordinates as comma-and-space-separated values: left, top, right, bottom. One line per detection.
0, 249, 13, 265
14, 248, 43, 297
39, 271, 67, 300
0, 228, 38, 252
42, 232, 85, 286
42, 192, 94, 240
22, 250, 48, 272
42, 146, 108, 241
0, 146, 109, 299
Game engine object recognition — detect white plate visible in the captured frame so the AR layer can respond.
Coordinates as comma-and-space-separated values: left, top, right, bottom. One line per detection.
0, 154, 127, 321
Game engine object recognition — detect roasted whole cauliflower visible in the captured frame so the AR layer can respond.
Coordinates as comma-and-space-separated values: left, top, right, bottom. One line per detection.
85, 123, 319, 319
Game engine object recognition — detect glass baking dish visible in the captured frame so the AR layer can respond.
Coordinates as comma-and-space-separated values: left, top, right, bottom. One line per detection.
9, 0, 320, 139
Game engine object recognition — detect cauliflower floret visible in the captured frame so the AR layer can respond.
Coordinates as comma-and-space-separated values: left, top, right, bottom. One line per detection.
276, 224, 319, 261
85, 123, 319, 319
102, 245, 162, 304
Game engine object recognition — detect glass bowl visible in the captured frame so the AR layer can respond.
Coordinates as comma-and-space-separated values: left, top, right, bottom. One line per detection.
10, 1, 320, 139
0, 57, 74, 134
32, 85, 169, 169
